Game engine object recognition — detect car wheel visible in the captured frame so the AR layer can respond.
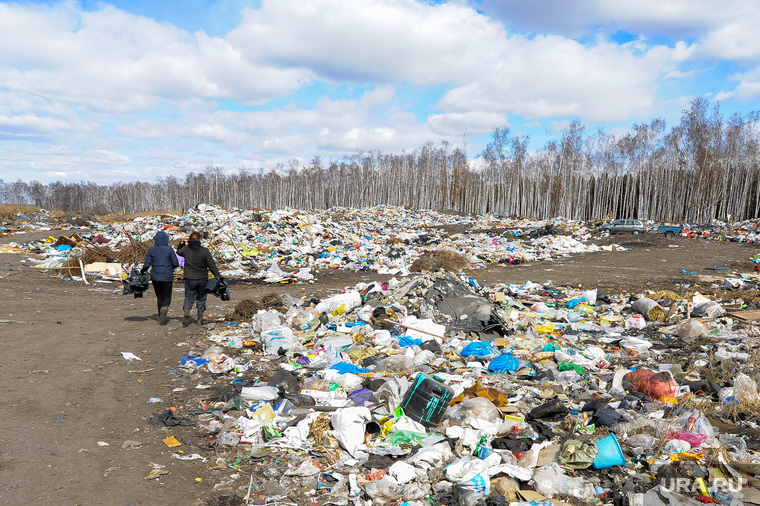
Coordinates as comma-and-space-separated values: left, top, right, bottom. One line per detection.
632, 230, 640, 235
665, 231, 675, 238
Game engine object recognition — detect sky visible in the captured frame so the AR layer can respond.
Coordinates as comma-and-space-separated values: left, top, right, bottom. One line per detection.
1, 0, 759, 185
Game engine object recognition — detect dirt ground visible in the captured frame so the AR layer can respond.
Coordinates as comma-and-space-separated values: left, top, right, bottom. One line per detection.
0, 230, 757, 505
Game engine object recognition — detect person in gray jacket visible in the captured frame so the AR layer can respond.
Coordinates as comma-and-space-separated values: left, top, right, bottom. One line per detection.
176, 231, 221, 326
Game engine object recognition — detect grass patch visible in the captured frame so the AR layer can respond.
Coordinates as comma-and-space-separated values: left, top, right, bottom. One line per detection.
411, 248, 469, 273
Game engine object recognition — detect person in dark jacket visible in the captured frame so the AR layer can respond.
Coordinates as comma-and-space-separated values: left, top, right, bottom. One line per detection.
140, 230, 179, 325
176, 231, 221, 326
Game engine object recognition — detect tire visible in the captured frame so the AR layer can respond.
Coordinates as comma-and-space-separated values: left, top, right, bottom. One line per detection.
632, 230, 640, 235
665, 231, 675, 238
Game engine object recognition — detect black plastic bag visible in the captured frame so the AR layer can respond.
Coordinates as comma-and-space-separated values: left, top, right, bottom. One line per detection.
205, 277, 230, 301
122, 271, 150, 298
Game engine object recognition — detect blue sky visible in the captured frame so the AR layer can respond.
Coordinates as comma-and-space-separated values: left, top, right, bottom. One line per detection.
1, 0, 759, 184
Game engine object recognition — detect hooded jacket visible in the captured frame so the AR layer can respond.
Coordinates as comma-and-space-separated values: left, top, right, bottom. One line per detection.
177, 240, 221, 280
140, 231, 179, 282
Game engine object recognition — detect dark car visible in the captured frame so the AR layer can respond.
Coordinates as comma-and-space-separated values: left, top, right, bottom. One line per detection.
598, 219, 646, 235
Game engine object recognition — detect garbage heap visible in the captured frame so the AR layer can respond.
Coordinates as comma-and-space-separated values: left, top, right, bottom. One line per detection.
151, 270, 760, 505
14, 205, 620, 281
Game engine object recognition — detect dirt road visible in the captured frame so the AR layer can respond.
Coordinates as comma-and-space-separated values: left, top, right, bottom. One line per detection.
0, 231, 756, 504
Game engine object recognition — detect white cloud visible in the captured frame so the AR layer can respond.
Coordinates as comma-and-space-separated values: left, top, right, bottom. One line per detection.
227, 0, 506, 84
697, 21, 760, 63
664, 69, 696, 79
428, 111, 507, 136
715, 68, 760, 102
0, 1, 313, 115
437, 35, 669, 122
116, 85, 412, 154
0, 0, 757, 184
479, 0, 738, 39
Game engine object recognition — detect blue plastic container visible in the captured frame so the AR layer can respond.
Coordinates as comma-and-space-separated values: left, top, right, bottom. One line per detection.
592, 434, 626, 469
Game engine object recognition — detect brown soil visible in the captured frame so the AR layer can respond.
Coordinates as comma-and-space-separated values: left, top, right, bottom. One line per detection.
0, 229, 757, 504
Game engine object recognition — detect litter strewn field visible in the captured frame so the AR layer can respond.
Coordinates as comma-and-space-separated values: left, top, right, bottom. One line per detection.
3, 206, 760, 506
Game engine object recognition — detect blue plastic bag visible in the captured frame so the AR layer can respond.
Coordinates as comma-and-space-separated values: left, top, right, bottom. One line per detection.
460, 341, 494, 359
330, 361, 369, 374
488, 353, 519, 372
399, 336, 423, 347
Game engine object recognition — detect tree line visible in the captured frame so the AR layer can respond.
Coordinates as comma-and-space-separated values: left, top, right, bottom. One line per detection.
2, 98, 759, 223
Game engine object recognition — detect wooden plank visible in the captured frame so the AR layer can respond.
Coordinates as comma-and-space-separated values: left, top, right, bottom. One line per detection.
727, 310, 760, 322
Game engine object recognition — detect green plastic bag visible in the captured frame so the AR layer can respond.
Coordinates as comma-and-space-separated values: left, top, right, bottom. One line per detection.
383, 430, 428, 446
559, 361, 585, 375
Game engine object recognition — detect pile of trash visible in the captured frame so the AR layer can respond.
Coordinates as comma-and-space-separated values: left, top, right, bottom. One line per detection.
16, 204, 760, 282
9, 205, 625, 281
138, 268, 760, 505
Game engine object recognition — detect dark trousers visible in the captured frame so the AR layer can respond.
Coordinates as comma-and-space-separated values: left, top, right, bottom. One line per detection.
183, 279, 208, 312
152, 281, 173, 311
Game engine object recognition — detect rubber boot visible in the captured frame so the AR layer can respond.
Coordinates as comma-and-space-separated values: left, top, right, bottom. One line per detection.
196, 310, 204, 325
159, 307, 168, 325
183, 309, 191, 327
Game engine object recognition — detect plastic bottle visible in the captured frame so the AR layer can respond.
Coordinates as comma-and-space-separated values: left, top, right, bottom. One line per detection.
248, 402, 275, 422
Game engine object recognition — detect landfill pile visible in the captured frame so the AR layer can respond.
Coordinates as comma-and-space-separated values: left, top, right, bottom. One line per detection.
13, 205, 760, 282
10, 204, 760, 504
8, 205, 624, 281
141, 267, 760, 506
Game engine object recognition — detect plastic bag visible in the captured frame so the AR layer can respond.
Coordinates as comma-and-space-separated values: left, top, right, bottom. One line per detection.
445, 456, 490, 494
207, 354, 234, 374
581, 289, 597, 305
288, 307, 319, 330
402, 481, 431, 501
315, 291, 362, 316
488, 353, 519, 372
331, 406, 372, 457
383, 430, 428, 446
445, 397, 502, 425
667, 432, 708, 448
388, 461, 417, 485
252, 309, 283, 333
625, 314, 646, 330
719, 373, 757, 404
460, 341, 494, 359
622, 369, 677, 400
692, 301, 725, 318
623, 434, 658, 455
532, 463, 595, 500
307, 345, 343, 370
240, 385, 279, 401
364, 476, 400, 499
261, 327, 295, 356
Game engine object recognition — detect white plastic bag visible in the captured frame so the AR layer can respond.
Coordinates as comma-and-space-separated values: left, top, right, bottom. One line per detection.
315, 291, 362, 316
240, 385, 279, 401
331, 406, 372, 458
388, 461, 417, 485
207, 354, 234, 374
252, 309, 283, 332
364, 476, 400, 499
445, 456, 490, 494
262, 327, 295, 356
532, 463, 595, 500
